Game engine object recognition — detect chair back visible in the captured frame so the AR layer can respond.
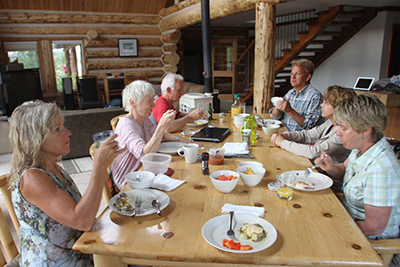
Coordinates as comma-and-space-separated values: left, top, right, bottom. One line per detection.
0, 174, 19, 265
110, 114, 126, 132
77, 76, 104, 109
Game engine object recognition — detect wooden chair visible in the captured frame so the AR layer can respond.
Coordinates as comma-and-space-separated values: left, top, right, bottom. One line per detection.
110, 114, 126, 132
77, 76, 105, 109
0, 174, 20, 266
335, 193, 400, 267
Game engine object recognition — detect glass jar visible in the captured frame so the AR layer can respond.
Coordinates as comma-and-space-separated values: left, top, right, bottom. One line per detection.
243, 115, 257, 145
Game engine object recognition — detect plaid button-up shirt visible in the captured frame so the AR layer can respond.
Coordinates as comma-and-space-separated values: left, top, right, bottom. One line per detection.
269, 84, 324, 132
341, 137, 400, 239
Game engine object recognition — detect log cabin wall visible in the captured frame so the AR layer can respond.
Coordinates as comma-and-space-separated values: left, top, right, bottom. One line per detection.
0, 9, 164, 104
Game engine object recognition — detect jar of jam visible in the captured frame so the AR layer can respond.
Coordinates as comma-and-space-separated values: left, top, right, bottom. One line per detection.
209, 148, 225, 165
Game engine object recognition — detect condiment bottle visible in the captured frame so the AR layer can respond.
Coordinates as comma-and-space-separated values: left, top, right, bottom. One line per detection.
243, 115, 257, 145
208, 102, 213, 120
202, 152, 209, 175
231, 94, 241, 120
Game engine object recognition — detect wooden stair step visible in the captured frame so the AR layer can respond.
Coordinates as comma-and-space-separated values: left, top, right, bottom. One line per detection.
305, 48, 324, 52
331, 21, 353, 27
311, 40, 332, 45
320, 31, 342, 36
289, 40, 299, 45
339, 10, 364, 18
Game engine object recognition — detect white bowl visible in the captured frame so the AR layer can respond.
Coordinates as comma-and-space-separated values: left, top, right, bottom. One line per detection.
237, 166, 266, 187
262, 124, 280, 136
209, 170, 240, 193
264, 119, 282, 125
238, 161, 264, 169
234, 113, 250, 122
233, 120, 244, 129
140, 153, 172, 174
271, 97, 283, 107
126, 171, 155, 189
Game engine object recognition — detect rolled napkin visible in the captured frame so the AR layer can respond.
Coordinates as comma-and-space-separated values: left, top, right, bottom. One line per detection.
221, 203, 265, 217
222, 142, 249, 155
151, 173, 185, 191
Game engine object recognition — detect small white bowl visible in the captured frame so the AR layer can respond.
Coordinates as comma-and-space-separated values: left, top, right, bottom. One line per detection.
238, 161, 264, 169
126, 171, 155, 189
264, 119, 282, 125
237, 166, 266, 187
271, 97, 283, 107
209, 170, 240, 193
234, 113, 250, 122
262, 124, 280, 136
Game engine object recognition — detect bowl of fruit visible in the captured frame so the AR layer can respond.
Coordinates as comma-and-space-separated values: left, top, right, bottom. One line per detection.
209, 170, 240, 193
237, 165, 266, 187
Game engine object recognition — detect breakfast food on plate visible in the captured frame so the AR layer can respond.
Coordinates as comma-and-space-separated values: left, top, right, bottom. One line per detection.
194, 120, 205, 125
294, 180, 315, 189
238, 223, 266, 242
113, 192, 134, 213
244, 167, 259, 175
222, 239, 253, 251
217, 175, 238, 181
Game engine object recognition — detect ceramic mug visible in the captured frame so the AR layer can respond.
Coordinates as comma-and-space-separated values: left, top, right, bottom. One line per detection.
178, 144, 199, 164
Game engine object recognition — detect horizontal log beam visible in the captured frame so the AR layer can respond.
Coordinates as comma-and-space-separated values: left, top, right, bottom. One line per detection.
87, 38, 162, 48
161, 52, 180, 65
159, 0, 200, 17
162, 44, 177, 52
87, 49, 163, 58
88, 69, 164, 80
161, 30, 181, 44
159, 0, 290, 32
163, 65, 178, 73
87, 60, 163, 70
0, 26, 160, 35
0, 12, 160, 25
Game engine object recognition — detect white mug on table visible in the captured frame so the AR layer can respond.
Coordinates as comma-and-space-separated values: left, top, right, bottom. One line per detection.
178, 144, 199, 164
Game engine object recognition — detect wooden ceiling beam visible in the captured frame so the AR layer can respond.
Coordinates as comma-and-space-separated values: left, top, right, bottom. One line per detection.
159, 0, 291, 32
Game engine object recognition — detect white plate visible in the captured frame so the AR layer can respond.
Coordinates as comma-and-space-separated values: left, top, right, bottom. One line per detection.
271, 97, 283, 107
109, 189, 170, 216
278, 170, 333, 191
202, 214, 277, 254
186, 119, 208, 127
157, 142, 184, 154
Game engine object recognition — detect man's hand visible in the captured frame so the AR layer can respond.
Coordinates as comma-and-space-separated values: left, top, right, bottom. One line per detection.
276, 98, 293, 114
188, 109, 205, 121
271, 133, 286, 147
158, 110, 176, 128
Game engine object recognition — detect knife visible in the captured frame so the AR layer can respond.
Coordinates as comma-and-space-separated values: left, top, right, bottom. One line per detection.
224, 153, 255, 159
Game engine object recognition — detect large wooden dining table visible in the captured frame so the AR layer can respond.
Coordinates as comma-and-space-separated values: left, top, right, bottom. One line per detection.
73, 114, 383, 267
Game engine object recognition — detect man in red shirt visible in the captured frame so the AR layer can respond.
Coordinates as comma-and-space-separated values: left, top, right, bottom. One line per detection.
152, 73, 205, 133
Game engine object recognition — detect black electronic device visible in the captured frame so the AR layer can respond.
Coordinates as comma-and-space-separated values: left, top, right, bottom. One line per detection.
190, 127, 230, 142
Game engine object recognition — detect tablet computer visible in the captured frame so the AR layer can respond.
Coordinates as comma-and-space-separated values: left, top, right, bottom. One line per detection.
190, 127, 231, 142
353, 77, 375, 90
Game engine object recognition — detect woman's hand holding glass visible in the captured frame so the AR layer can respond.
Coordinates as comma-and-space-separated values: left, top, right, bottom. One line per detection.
93, 134, 126, 169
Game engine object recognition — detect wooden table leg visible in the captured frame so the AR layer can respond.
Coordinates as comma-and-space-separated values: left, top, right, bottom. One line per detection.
93, 254, 127, 267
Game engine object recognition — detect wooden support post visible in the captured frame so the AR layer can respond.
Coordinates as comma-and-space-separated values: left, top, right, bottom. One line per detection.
253, 2, 276, 114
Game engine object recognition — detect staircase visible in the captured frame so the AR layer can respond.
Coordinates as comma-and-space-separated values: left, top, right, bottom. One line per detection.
273, 5, 377, 96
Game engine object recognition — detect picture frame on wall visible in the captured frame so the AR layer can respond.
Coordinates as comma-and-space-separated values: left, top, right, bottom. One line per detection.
118, 38, 138, 57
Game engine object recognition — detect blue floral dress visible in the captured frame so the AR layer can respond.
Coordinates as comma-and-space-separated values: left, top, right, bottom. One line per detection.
11, 167, 93, 267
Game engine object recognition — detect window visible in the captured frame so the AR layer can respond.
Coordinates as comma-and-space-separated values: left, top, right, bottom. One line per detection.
4, 41, 39, 69
52, 40, 84, 92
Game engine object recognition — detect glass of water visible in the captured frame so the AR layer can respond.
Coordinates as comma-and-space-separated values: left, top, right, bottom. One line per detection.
92, 130, 114, 148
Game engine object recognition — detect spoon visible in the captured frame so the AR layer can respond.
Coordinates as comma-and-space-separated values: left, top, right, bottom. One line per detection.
151, 199, 162, 217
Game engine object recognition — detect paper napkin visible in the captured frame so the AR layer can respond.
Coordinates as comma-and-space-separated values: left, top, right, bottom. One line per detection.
221, 203, 265, 217
222, 142, 249, 155
151, 173, 185, 191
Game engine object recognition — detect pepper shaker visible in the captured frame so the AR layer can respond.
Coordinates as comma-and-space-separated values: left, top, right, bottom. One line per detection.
202, 152, 209, 175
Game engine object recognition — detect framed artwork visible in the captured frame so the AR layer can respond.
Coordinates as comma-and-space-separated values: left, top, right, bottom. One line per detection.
118, 38, 138, 57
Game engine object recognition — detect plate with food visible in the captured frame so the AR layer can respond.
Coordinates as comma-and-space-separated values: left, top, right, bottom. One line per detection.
257, 119, 283, 127
157, 142, 184, 155
109, 189, 170, 216
202, 214, 277, 253
278, 170, 333, 191
186, 119, 208, 127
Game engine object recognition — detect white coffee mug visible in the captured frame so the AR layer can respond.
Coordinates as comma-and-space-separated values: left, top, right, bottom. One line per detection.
178, 143, 199, 164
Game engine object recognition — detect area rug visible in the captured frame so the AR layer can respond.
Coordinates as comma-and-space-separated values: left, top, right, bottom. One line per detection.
60, 157, 93, 174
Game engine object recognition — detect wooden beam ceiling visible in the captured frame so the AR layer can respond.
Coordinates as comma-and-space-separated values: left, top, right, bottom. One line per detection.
0, 0, 168, 14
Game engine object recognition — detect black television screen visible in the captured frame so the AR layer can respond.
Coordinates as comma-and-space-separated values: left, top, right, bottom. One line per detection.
0, 69, 42, 116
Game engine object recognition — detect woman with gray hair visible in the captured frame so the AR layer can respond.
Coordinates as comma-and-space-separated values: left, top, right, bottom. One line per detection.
9, 100, 123, 266
111, 80, 195, 190
318, 94, 400, 263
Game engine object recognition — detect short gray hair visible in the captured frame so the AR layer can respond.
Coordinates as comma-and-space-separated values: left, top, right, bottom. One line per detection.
334, 94, 387, 143
292, 58, 315, 77
9, 100, 62, 184
122, 80, 155, 112
161, 72, 184, 94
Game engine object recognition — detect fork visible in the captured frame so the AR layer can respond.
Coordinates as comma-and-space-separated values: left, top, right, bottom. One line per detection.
227, 211, 237, 240
305, 154, 329, 178
130, 196, 142, 219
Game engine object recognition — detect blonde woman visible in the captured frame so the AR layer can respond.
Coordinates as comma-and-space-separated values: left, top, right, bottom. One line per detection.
318, 94, 400, 258
271, 86, 356, 163
9, 100, 124, 266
